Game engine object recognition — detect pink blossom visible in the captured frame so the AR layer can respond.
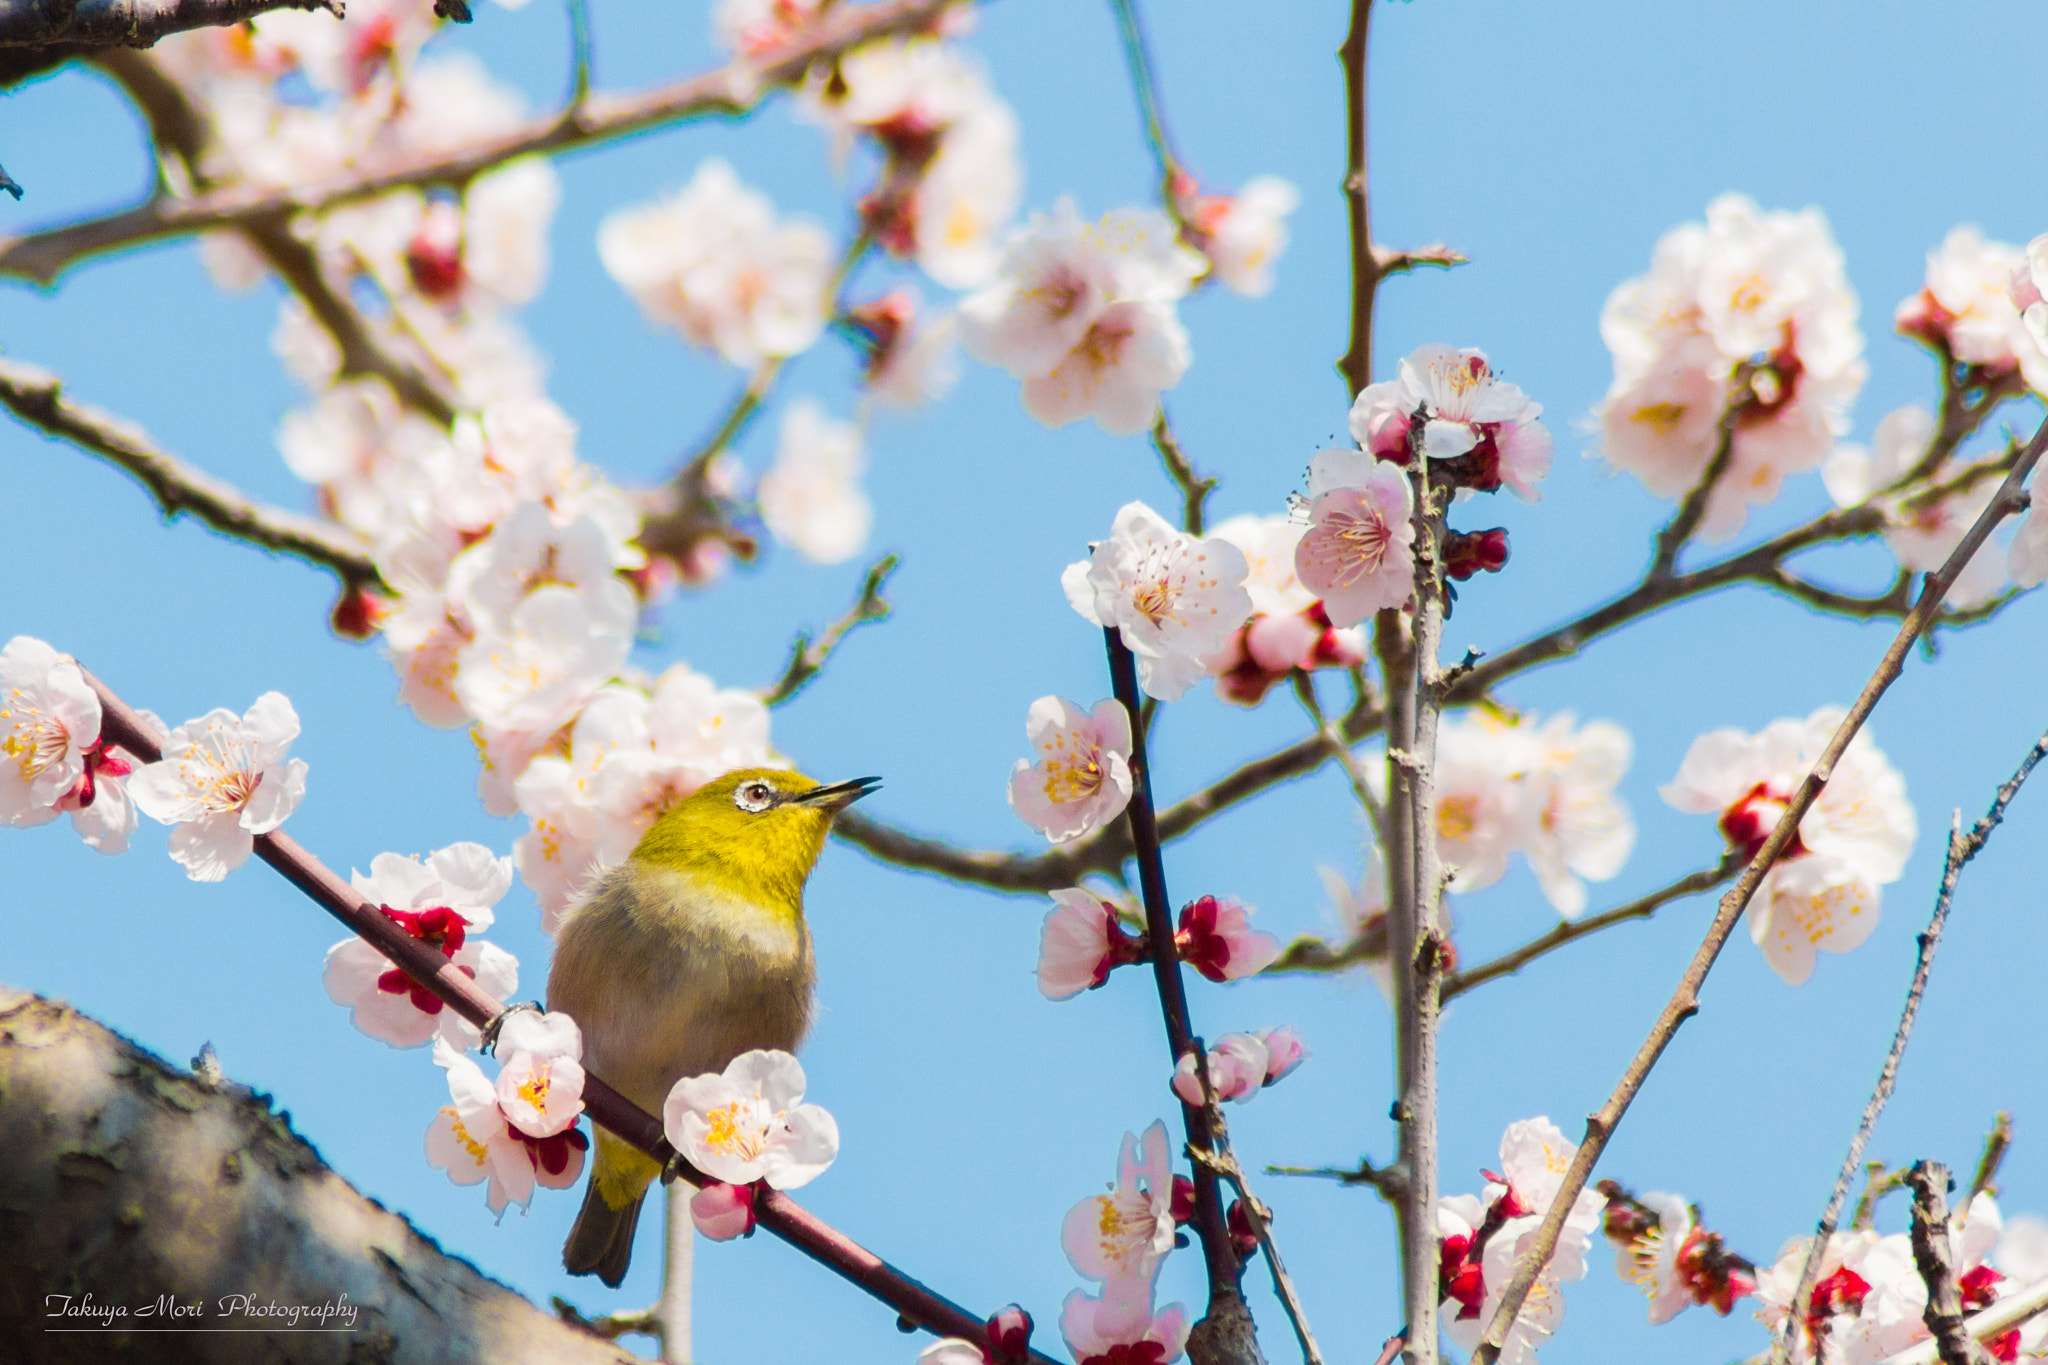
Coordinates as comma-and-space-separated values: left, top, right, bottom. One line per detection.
1008, 697, 1134, 844
493, 1010, 585, 1138
1061, 1121, 1177, 1284
1037, 888, 1145, 1000
1822, 405, 2008, 608
1346, 346, 1553, 500
692, 1181, 758, 1240
1174, 896, 1280, 982
1256, 1026, 1307, 1084
424, 1037, 589, 1216
1188, 176, 1298, 298
128, 692, 309, 882
1059, 1279, 1188, 1365
663, 1050, 839, 1190
1171, 1033, 1270, 1106
1064, 502, 1254, 701
1294, 451, 1416, 627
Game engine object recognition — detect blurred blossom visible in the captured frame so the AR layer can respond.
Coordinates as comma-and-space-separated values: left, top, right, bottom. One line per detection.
759, 402, 872, 564
1822, 405, 2009, 608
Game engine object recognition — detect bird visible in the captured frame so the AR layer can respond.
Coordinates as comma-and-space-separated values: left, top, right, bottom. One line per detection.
548, 766, 879, 1287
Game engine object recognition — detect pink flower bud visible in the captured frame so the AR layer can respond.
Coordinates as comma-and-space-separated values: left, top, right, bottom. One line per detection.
1441, 528, 1510, 581
1174, 897, 1282, 982
1038, 889, 1146, 1000
1226, 1199, 1260, 1259
406, 200, 466, 302
690, 1181, 758, 1241
1168, 1176, 1196, 1224
1255, 1026, 1307, 1085
1243, 611, 1319, 674
983, 1304, 1033, 1364
1172, 1034, 1270, 1106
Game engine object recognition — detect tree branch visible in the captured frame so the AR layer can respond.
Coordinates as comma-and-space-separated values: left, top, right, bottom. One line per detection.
0, 0, 963, 285
759, 554, 899, 708
1265, 1156, 1400, 1202
1334, 0, 1374, 397
1189, 1138, 1323, 1365
1441, 854, 1742, 1001
1771, 720, 2048, 1365
1964, 1113, 2012, 1208
1878, 1277, 2048, 1365
75, 666, 1065, 1365
0, 0, 338, 53
1153, 407, 1216, 536
1904, 1162, 1995, 1365
0, 355, 381, 588
1470, 417, 2048, 1365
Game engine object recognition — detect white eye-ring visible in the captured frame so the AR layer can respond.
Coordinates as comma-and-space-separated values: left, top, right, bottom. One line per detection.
734, 781, 776, 813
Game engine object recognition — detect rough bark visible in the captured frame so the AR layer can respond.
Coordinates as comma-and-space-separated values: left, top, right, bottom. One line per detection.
0, 984, 639, 1365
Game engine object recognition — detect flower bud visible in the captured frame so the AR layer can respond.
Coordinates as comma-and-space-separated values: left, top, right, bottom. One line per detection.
983, 1304, 1033, 1364
1441, 528, 1509, 581
1168, 1175, 1196, 1224
1226, 1199, 1260, 1259
690, 1181, 758, 1241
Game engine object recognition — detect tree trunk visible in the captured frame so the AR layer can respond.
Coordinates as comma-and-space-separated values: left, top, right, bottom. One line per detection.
0, 984, 638, 1365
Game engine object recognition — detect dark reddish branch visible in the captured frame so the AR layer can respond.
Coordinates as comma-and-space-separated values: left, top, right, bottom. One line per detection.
1103, 629, 1242, 1295
79, 665, 1057, 1364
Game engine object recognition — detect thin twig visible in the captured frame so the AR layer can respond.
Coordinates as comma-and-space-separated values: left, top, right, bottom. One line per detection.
76, 665, 1064, 1365
1965, 1113, 2013, 1208
1262, 918, 1387, 976
1265, 1158, 1400, 1202
759, 554, 899, 708
1771, 720, 2048, 1364
0, 356, 381, 589
1290, 672, 1380, 830
1904, 1162, 1994, 1365
1372, 244, 1465, 276
1153, 408, 1216, 536
1647, 392, 1742, 580
1335, 0, 1375, 397
1440, 854, 1742, 1000
1850, 1163, 1906, 1231
565, 0, 594, 109
1470, 418, 2048, 1365
1191, 1139, 1325, 1365
1106, 0, 1183, 195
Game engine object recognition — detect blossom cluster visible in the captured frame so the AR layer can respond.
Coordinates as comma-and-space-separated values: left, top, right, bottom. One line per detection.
1437, 1119, 1607, 1365
426, 1010, 589, 1217
1597, 194, 1866, 541
1052, 1122, 1195, 1365
2, 636, 144, 856
1663, 705, 1913, 985
1596, 1181, 1756, 1324
1033, 888, 1281, 1000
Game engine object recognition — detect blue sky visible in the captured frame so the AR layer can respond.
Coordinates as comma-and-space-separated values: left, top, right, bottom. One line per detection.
4, 1, 2047, 1361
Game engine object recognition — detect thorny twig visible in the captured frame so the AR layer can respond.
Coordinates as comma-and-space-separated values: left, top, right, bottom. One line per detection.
1440, 853, 1743, 1000
0, 356, 382, 590
1904, 1162, 1995, 1365
759, 555, 900, 708
1771, 720, 2048, 1365
1472, 418, 2048, 1365
76, 665, 1065, 1365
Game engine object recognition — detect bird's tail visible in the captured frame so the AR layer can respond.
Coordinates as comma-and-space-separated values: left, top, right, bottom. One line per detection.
563, 1129, 663, 1287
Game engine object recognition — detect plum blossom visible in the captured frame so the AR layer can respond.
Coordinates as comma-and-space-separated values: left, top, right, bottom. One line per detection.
1060, 1278, 1189, 1365
1204, 514, 1366, 705
1007, 697, 1133, 843
128, 692, 309, 881
758, 401, 872, 564
663, 1049, 838, 1190
1036, 887, 1145, 999
1, 637, 98, 821
1174, 896, 1281, 982
1061, 1121, 1178, 1286
918, 1342, 986, 1365
2018, 234, 2048, 363
1184, 175, 1298, 298
1438, 1119, 1606, 1365
453, 581, 636, 737
1822, 405, 2009, 607
493, 1010, 586, 1138
1294, 449, 1417, 627
1597, 195, 1866, 541
913, 102, 1024, 291
1663, 706, 1914, 984
1348, 346, 1553, 500
1063, 502, 1253, 701
1171, 1029, 1302, 1107
842, 293, 961, 408
599, 160, 833, 366
961, 200, 1204, 435
425, 1036, 588, 1216
324, 842, 520, 1049
1895, 227, 2048, 390
1597, 1183, 1756, 1324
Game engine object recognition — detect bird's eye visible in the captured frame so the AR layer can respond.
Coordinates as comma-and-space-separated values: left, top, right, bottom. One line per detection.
733, 781, 776, 813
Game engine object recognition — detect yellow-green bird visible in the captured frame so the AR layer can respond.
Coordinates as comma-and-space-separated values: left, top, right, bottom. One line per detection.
548, 766, 878, 1287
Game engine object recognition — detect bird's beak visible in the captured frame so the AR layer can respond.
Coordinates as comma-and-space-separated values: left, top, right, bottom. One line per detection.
799, 776, 882, 813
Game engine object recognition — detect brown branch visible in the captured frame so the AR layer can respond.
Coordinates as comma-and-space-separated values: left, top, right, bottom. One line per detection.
1371, 243, 1465, 276
1334, 0, 1374, 397
0, 0, 337, 52
1647, 390, 1742, 580
0, 0, 963, 285
1851, 1162, 1907, 1231
1470, 417, 2048, 1365
0, 355, 381, 588
1771, 719, 2048, 1364
1965, 1113, 2013, 1207
76, 666, 1064, 1365
1905, 1162, 1995, 1365
1881, 1279, 2048, 1365
1153, 408, 1216, 536
759, 553, 898, 707
1440, 853, 1741, 1001
1189, 1138, 1324, 1365
1262, 917, 1386, 976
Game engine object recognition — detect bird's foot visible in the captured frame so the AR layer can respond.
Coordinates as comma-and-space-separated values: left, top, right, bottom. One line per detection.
480, 1000, 545, 1055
